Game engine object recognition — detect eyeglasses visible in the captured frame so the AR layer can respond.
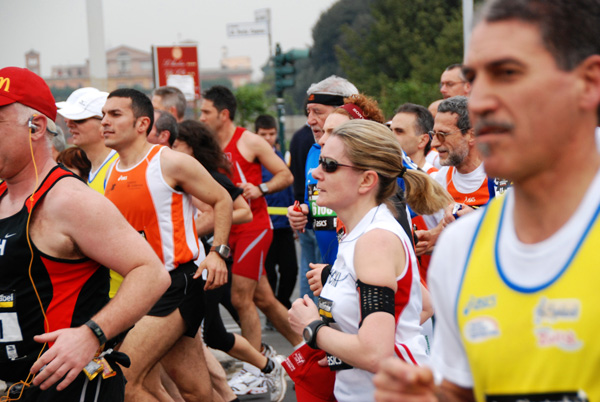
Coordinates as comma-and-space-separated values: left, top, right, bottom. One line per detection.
71, 117, 102, 125
428, 129, 463, 142
439, 81, 466, 90
318, 157, 362, 173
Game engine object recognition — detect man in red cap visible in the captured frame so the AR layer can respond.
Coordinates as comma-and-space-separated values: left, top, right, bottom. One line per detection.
0, 66, 170, 401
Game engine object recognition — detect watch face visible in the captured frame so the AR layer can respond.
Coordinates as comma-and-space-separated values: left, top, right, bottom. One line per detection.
303, 326, 312, 343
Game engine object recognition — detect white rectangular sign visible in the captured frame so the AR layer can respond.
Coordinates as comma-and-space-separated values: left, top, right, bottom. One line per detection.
227, 21, 268, 37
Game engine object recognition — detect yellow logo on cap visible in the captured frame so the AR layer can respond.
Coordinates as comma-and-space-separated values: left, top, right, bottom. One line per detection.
0, 77, 10, 92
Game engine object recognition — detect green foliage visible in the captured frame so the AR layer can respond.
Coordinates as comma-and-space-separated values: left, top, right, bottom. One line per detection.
234, 84, 276, 129
336, 0, 464, 116
285, 0, 375, 109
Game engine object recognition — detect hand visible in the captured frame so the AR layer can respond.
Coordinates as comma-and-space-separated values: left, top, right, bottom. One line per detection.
238, 182, 262, 201
307, 263, 327, 297
373, 357, 436, 402
31, 326, 100, 391
288, 295, 320, 335
287, 203, 309, 232
196, 252, 228, 290
414, 230, 433, 256
442, 203, 474, 227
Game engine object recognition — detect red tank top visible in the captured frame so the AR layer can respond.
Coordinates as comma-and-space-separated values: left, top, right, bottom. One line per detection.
224, 127, 271, 233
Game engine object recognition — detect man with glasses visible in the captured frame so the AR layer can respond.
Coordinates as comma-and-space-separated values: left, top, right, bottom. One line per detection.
440, 64, 471, 99
57, 87, 117, 194
414, 96, 508, 256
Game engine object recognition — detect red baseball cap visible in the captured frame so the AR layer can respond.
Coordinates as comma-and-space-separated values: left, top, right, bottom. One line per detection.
0, 67, 57, 121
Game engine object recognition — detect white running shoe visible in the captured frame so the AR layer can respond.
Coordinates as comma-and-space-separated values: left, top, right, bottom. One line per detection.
228, 364, 269, 396
262, 343, 289, 381
265, 359, 287, 402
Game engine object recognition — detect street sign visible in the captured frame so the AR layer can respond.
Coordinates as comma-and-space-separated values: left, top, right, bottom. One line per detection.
152, 45, 200, 101
226, 21, 268, 37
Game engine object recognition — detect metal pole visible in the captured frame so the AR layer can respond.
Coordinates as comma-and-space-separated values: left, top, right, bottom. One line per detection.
267, 9, 273, 60
86, 0, 108, 90
276, 97, 286, 154
462, 0, 473, 61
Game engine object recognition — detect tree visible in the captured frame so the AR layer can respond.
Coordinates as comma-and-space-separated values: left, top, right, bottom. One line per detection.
336, 0, 464, 116
234, 83, 275, 129
286, 0, 375, 110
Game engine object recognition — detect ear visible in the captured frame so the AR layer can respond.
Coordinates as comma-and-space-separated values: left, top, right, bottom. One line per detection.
357, 170, 379, 195
136, 116, 152, 134
29, 114, 47, 139
168, 106, 179, 121
466, 128, 477, 147
417, 133, 429, 150
220, 108, 230, 122
577, 54, 600, 116
158, 130, 170, 145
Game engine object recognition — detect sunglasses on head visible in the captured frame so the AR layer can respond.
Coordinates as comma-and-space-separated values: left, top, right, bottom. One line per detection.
318, 157, 363, 173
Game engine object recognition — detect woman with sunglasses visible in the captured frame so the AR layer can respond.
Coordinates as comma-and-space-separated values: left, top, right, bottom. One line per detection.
289, 120, 450, 402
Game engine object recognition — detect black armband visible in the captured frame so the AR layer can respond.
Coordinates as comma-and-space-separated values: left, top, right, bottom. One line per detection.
321, 264, 332, 286
356, 280, 395, 327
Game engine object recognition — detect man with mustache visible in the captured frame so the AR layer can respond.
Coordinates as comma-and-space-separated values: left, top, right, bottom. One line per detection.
374, 0, 600, 400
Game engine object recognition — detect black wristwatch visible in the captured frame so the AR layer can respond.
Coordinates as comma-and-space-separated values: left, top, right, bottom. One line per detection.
303, 320, 327, 349
259, 183, 269, 195
84, 319, 107, 346
210, 244, 231, 259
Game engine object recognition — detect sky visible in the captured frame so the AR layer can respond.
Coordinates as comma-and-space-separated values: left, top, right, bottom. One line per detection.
0, 0, 338, 81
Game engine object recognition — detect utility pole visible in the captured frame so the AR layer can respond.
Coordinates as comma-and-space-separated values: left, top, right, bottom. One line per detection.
462, 0, 473, 60
86, 0, 108, 91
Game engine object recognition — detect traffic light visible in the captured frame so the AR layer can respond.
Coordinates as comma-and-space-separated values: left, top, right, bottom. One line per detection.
273, 43, 310, 96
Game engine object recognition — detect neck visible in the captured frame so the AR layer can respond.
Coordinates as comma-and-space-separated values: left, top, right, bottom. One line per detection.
1, 156, 55, 217
115, 140, 153, 169
81, 142, 113, 172
217, 122, 236, 149
336, 196, 378, 235
512, 150, 600, 244
456, 149, 482, 174
411, 152, 427, 169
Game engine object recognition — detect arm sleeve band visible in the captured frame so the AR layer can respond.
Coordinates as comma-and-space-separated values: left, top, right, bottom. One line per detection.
356, 279, 395, 327
321, 264, 332, 286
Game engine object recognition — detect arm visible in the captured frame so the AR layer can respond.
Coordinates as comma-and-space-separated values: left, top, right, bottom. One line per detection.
160, 148, 233, 289
289, 229, 402, 373
30, 180, 170, 390
238, 132, 293, 200
373, 358, 475, 402
420, 284, 434, 325
194, 195, 252, 237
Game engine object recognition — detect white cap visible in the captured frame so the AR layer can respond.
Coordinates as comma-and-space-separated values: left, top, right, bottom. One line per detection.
56, 87, 108, 120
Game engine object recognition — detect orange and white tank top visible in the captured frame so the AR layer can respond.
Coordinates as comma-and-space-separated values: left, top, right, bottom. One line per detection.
440, 166, 496, 207
105, 145, 199, 271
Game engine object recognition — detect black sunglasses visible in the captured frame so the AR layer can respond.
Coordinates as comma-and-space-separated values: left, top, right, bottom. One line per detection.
318, 157, 363, 173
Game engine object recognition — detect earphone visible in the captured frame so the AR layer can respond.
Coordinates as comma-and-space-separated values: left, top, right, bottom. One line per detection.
28, 115, 39, 133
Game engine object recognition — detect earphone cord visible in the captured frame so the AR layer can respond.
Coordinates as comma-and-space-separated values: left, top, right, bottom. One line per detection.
1, 124, 49, 401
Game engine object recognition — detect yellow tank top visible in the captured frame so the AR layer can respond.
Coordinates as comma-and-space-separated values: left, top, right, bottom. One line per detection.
457, 196, 600, 402
88, 150, 123, 297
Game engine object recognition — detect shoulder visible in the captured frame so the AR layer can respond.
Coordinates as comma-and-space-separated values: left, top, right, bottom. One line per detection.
241, 130, 270, 150
42, 176, 118, 225
428, 208, 484, 285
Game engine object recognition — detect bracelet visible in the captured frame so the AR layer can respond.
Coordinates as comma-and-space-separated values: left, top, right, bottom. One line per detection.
84, 319, 107, 345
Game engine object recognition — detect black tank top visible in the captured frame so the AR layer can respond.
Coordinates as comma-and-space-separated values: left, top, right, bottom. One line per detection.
0, 166, 109, 382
